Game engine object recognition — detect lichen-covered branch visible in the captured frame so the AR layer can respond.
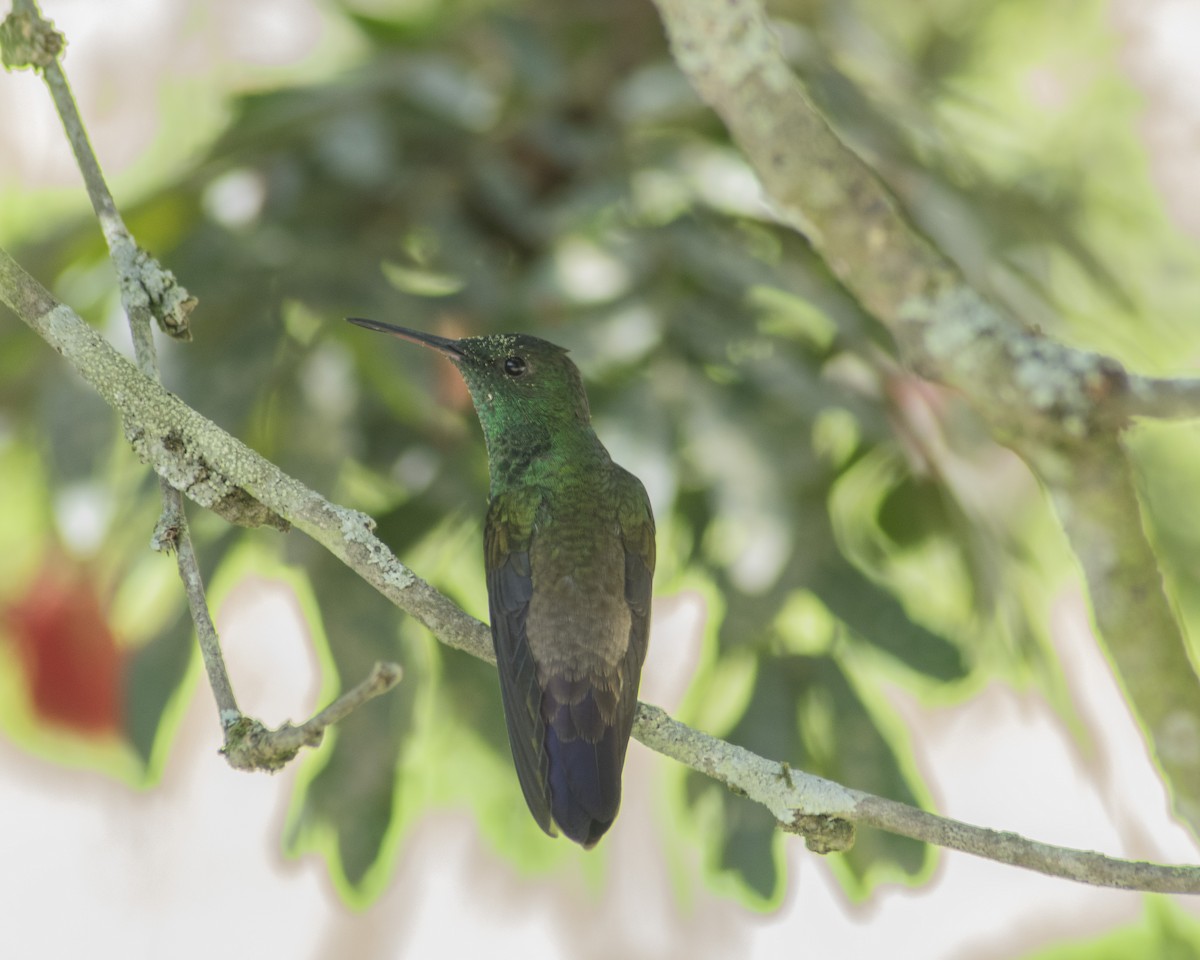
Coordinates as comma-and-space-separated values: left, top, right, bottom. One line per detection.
650, 0, 956, 324
223, 661, 403, 772
651, 0, 1200, 836
852, 793, 1200, 894
636, 706, 1200, 893
4, 0, 245, 726
2, 253, 1199, 893
0, 248, 490, 669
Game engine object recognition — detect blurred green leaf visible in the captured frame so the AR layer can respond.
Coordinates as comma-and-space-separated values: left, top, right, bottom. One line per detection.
688, 653, 927, 905
877, 474, 954, 548
123, 607, 194, 766
290, 554, 425, 890
813, 558, 968, 682
381, 260, 466, 297
1022, 896, 1200, 960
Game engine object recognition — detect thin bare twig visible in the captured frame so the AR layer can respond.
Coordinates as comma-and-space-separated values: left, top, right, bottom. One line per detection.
6, 0, 238, 730
649, 0, 1200, 836
152, 495, 240, 722
1, 0, 391, 752
852, 793, 1200, 894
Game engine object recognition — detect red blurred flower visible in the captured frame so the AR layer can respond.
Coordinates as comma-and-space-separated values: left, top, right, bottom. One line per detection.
4, 559, 124, 736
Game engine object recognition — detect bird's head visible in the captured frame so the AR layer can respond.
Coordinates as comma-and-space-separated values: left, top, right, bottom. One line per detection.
347, 318, 592, 430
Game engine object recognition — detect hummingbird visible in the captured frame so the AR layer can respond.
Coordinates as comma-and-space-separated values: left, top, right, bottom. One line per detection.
347, 318, 655, 848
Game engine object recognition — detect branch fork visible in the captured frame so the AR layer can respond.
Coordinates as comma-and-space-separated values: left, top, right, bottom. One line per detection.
1, 0, 394, 772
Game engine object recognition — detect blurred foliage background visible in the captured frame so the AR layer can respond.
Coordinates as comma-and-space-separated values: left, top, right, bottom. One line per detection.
4, 0, 1200, 948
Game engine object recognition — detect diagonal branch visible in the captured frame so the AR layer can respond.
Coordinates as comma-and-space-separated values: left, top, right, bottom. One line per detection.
2, 252, 1200, 892
0, 249, 490, 665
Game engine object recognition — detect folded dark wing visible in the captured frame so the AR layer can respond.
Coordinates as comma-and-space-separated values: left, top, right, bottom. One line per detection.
615, 468, 656, 755
485, 492, 553, 837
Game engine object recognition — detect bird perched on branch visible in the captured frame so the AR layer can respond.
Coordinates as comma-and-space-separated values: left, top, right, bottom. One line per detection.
348, 318, 655, 848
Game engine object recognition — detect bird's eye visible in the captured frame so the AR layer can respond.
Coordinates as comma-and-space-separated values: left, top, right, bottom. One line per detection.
503, 356, 527, 377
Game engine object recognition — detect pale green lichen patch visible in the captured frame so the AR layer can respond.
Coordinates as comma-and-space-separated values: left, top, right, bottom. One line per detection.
1160, 711, 1200, 767
0, 9, 63, 71
788, 813, 856, 854
337, 506, 416, 591
221, 717, 299, 773
901, 287, 1129, 438
129, 425, 235, 509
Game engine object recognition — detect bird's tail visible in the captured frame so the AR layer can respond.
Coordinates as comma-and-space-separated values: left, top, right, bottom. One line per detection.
544, 688, 624, 848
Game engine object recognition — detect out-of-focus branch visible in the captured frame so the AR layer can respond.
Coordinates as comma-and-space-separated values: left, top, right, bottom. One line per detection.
1120, 376, 1200, 421
651, 0, 1200, 835
650, 0, 954, 324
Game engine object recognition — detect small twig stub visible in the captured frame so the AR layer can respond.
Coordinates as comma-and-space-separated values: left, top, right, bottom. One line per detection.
220, 662, 403, 773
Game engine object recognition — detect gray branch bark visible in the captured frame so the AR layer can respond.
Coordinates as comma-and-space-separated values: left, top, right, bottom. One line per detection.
1, 0, 401, 768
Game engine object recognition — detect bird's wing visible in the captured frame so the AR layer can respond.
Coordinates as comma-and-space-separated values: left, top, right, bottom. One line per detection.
484, 489, 554, 837
486, 472, 655, 847
614, 467, 656, 757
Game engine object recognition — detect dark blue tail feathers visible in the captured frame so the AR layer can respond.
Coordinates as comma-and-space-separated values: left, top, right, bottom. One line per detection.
545, 708, 623, 848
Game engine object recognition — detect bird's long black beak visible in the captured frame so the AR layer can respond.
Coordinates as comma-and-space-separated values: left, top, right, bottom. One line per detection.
346, 317, 465, 360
